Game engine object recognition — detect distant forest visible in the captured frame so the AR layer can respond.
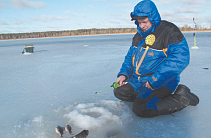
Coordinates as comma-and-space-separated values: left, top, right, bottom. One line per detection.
0, 27, 210, 40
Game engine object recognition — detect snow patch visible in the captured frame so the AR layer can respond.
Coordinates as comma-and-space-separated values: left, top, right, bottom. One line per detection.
191, 46, 199, 49
63, 100, 132, 130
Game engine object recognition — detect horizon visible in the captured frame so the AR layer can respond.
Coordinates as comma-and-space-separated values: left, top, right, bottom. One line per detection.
1, 27, 210, 35
0, 0, 210, 34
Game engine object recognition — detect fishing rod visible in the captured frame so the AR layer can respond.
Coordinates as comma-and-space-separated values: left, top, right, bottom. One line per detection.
95, 82, 119, 94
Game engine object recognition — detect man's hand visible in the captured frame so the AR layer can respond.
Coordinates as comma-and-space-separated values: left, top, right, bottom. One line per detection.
116, 75, 126, 87
145, 81, 155, 90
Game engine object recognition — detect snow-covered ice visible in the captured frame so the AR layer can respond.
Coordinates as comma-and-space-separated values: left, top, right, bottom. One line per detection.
0, 32, 211, 138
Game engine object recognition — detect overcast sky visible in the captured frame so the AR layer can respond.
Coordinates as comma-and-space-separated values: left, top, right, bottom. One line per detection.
0, 0, 210, 34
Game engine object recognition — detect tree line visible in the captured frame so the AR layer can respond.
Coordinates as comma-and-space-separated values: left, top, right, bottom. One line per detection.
0, 27, 210, 40
0, 28, 137, 40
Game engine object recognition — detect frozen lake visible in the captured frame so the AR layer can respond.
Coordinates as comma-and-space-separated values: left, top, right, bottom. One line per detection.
0, 32, 211, 138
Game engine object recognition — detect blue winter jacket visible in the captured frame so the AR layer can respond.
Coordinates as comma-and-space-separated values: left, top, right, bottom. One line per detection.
117, 0, 190, 93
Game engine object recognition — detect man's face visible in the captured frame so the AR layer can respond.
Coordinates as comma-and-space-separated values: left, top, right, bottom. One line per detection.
138, 17, 152, 32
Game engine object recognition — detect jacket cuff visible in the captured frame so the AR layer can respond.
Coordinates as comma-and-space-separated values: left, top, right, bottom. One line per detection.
148, 81, 155, 89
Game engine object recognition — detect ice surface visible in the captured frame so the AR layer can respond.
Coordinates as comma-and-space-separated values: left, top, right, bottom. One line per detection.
0, 33, 211, 138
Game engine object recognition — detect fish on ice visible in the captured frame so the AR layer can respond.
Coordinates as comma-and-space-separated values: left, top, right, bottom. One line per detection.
55, 125, 65, 137
65, 124, 72, 134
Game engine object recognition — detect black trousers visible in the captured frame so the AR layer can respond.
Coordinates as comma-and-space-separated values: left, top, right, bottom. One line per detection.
114, 83, 172, 118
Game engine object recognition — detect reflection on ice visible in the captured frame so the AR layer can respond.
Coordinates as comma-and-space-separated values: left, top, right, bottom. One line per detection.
22, 52, 32, 55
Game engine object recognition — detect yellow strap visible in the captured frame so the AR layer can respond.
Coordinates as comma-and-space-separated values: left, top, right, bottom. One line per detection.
136, 46, 149, 72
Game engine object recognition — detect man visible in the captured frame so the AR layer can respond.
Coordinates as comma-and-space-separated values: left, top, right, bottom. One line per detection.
114, 0, 199, 118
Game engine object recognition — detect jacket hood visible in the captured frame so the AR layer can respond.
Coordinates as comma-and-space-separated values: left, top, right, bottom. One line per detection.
131, 0, 161, 37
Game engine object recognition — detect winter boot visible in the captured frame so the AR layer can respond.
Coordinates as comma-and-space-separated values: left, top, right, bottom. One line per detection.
174, 84, 199, 106
155, 84, 199, 116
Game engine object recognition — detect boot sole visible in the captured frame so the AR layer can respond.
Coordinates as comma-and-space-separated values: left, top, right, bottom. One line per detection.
189, 92, 199, 106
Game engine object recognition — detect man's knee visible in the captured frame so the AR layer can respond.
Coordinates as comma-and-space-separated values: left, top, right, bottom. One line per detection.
113, 84, 135, 102
133, 97, 158, 118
